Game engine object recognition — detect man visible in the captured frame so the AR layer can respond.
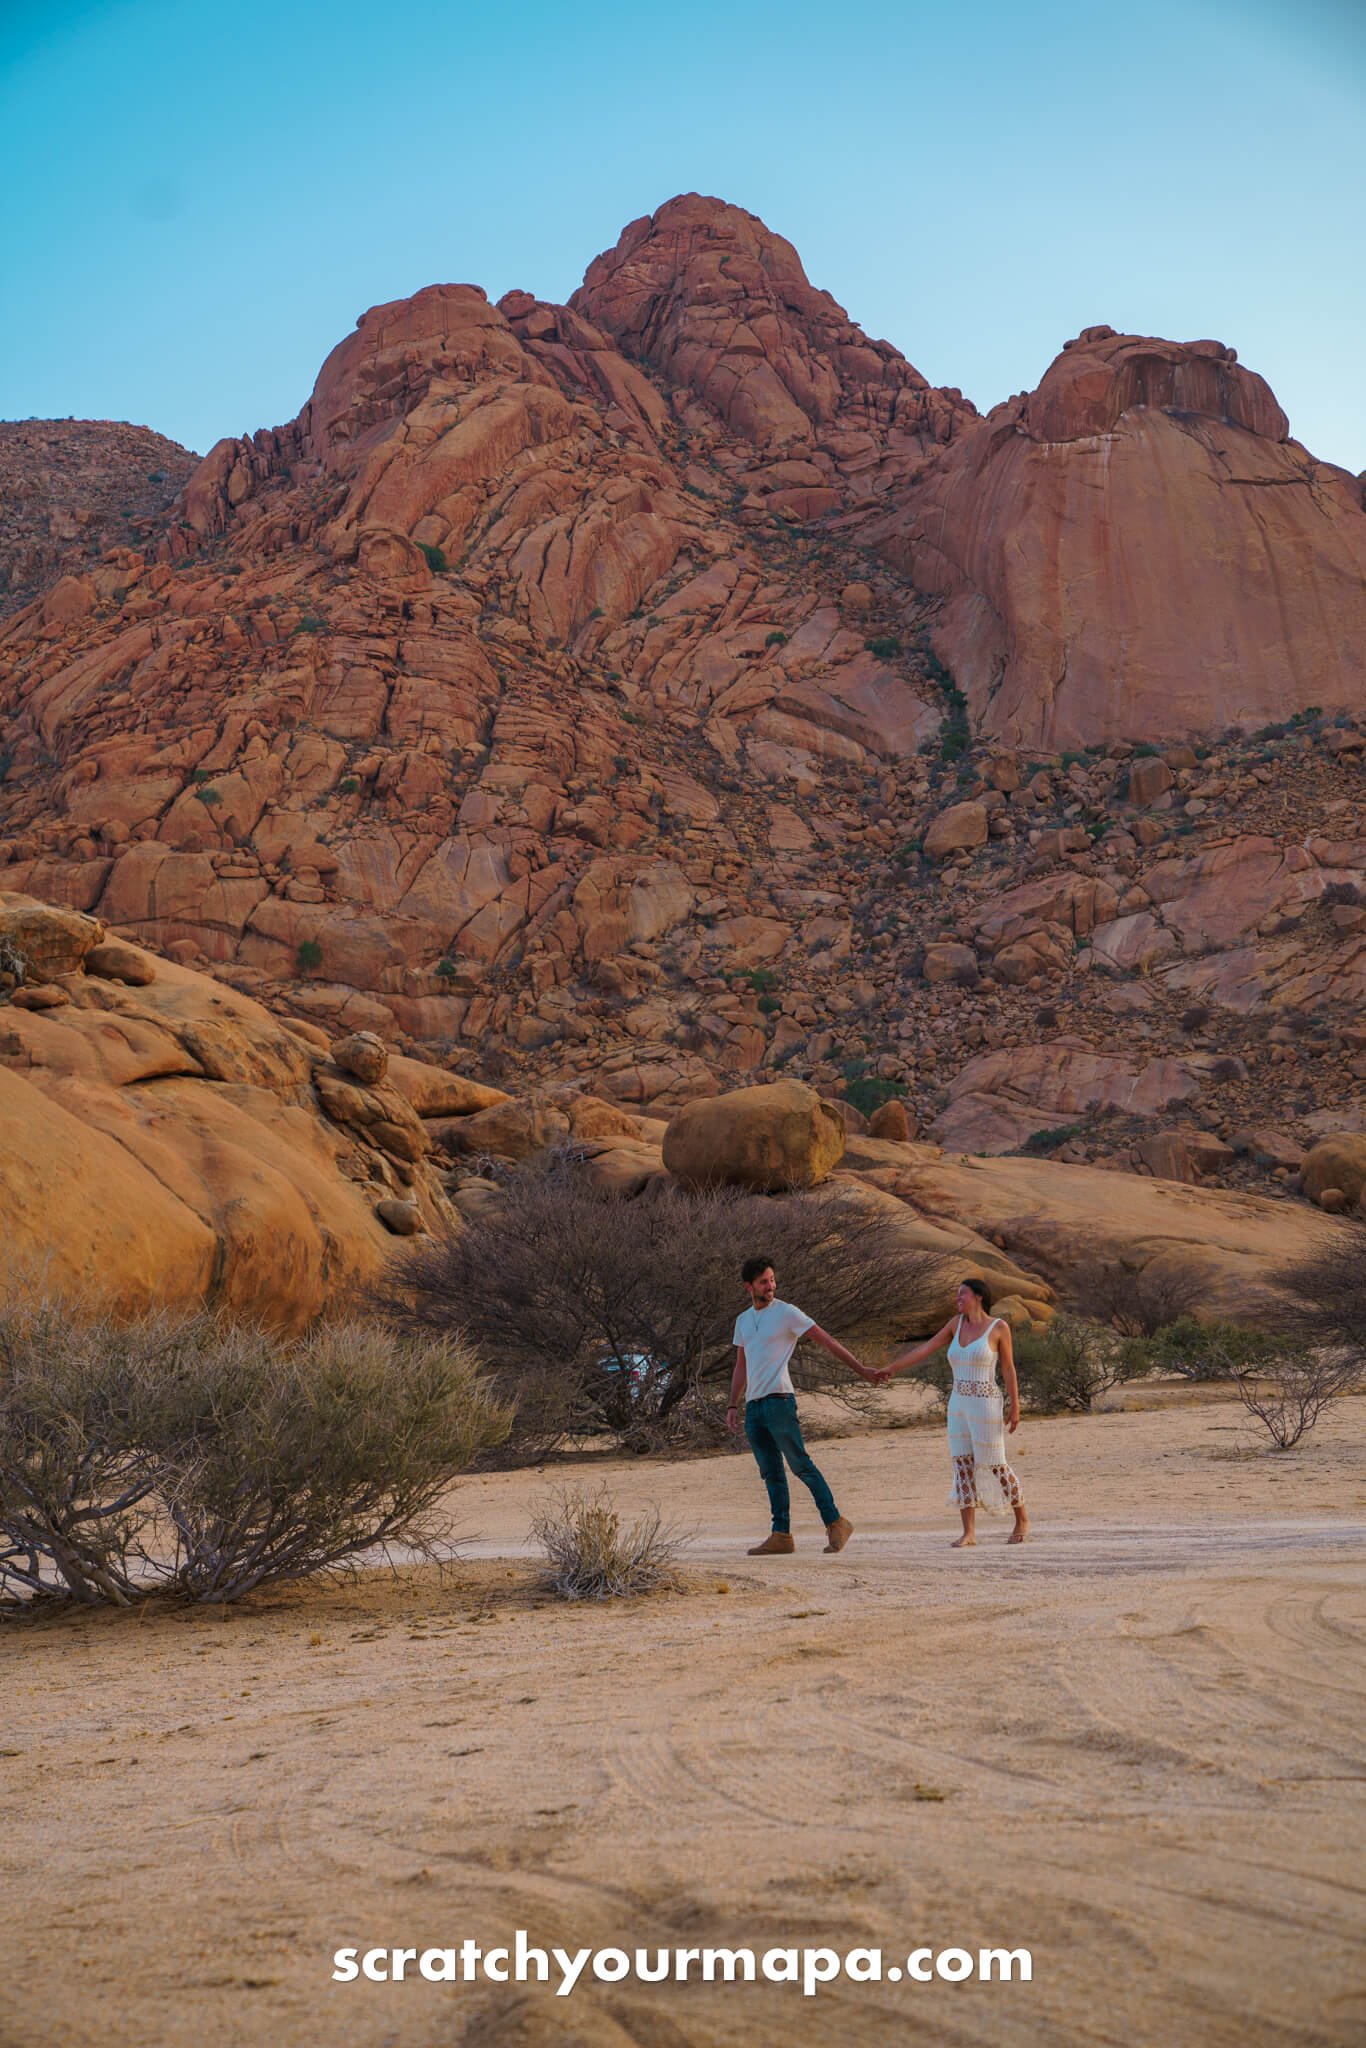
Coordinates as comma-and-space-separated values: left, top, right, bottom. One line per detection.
728, 1255, 871, 1555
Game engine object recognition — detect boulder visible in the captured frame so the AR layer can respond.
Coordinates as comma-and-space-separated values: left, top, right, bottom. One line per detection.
388, 1054, 511, 1118
989, 1293, 1054, 1333
923, 801, 988, 860
1231, 1126, 1305, 1172
439, 1096, 571, 1161
1301, 1135, 1366, 1209
1136, 1129, 1235, 1184
878, 1142, 1351, 1321
936, 1042, 1207, 1154
375, 1197, 423, 1236
868, 1097, 913, 1142
0, 902, 104, 981
1127, 757, 1174, 807
663, 1079, 846, 1192
10, 984, 70, 1011
922, 941, 979, 985
332, 1030, 389, 1086
86, 940, 157, 986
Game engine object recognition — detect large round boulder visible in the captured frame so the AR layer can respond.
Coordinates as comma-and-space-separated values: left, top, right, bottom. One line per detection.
662, 1080, 846, 1192
1301, 1135, 1366, 1210
0, 903, 105, 982
332, 1029, 389, 1086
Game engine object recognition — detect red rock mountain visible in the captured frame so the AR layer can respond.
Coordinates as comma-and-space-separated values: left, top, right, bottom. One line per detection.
2, 195, 1364, 1170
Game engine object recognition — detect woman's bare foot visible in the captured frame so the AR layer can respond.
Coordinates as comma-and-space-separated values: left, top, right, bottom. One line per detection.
1007, 1510, 1030, 1545
950, 1533, 977, 1548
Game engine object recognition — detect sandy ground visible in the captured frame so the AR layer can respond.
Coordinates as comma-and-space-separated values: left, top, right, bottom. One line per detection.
2, 1390, 1364, 2048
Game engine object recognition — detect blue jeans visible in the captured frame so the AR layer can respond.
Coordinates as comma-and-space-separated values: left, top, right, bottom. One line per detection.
744, 1393, 839, 1532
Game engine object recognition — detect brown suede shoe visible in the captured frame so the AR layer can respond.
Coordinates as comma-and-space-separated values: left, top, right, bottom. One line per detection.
823, 1516, 854, 1553
747, 1533, 796, 1555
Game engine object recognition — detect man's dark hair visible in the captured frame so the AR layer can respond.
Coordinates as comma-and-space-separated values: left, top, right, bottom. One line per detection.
741, 1256, 775, 1286
961, 1275, 993, 1310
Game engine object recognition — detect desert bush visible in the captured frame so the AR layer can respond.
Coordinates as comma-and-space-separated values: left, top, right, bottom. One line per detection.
894, 1311, 1150, 1415
1013, 1314, 1152, 1414
843, 1073, 907, 1119
1180, 1004, 1211, 1033
156, 1321, 509, 1602
0, 1304, 508, 1606
0, 1297, 189, 1604
1022, 1124, 1081, 1156
530, 1485, 685, 1600
385, 1168, 941, 1458
1144, 1315, 1284, 1381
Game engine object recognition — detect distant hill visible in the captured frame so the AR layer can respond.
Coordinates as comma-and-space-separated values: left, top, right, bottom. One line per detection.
0, 417, 198, 616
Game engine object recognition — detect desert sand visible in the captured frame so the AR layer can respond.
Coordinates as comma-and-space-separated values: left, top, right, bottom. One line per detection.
2, 1389, 1364, 2048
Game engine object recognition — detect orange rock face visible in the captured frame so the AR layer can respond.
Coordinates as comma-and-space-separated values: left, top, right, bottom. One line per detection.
871, 327, 1366, 748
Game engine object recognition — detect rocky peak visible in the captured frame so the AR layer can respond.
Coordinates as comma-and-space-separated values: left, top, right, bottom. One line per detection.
573, 193, 974, 474
1016, 328, 1291, 445
303, 283, 535, 470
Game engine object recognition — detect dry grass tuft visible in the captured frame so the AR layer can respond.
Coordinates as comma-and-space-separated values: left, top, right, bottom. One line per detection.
529, 1485, 687, 1601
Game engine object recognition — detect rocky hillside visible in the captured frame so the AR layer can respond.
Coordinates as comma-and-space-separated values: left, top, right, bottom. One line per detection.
0, 419, 198, 617
1, 194, 1364, 1229
4, 895, 1356, 1327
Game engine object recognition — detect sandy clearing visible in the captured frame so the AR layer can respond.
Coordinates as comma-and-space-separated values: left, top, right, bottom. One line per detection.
1, 1393, 1363, 2048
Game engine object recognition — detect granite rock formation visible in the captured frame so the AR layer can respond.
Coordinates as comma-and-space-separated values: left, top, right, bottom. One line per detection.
2, 197, 1364, 1226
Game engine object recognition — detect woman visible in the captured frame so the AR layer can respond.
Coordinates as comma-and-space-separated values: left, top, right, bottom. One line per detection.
882, 1277, 1030, 1546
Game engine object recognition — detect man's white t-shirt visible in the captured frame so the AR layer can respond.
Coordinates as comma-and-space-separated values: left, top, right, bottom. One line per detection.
733, 1300, 815, 1400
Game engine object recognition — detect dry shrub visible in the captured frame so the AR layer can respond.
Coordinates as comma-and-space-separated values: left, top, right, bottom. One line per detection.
1276, 1223, 1366, 1364
1013, 1314, 1153, 1414
0, 1298, 193, 1604
1233, 1222, 1366, 1449
530, 1485, 685, 1600
1233, 1353, 1361, 1451
1080, 1262, 1206, 1338
385, 1167, 941, 1459
0, 1298, 509, 1606
158, 1321, 509, 1602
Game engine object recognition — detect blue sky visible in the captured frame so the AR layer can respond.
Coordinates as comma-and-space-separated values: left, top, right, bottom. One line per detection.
2, 0, 1363, 467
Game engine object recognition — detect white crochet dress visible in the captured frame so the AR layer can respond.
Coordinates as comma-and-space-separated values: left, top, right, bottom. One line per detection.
945, 1316, 1024, 1514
